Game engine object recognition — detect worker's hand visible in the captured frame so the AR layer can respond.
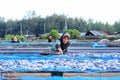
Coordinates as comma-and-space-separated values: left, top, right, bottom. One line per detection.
58, 48, 63, 54
53, 51, 63, 55
58, 48, 62, 52
52, 48, 63, 55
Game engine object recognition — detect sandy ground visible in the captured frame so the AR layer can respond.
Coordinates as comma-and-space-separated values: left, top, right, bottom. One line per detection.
0, 72, 120, 80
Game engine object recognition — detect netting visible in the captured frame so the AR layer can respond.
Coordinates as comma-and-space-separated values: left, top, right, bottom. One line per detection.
0, 41, 120, 80
0, 53, 120, 73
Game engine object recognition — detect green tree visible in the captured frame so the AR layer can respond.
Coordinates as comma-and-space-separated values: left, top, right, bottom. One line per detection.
65, 29, 74, 39
65, 29, 80, 39
5, 34, 13, 41
113, 21, 120, 32
49, 30, 59, 40
73, 29, 80, 38
1, 12, 120, 39
5, 34, 26, 41
0, 17, 6, 37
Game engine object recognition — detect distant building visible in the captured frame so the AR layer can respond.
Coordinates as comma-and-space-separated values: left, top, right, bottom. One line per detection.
85, 30, 108, 36
115, 32, 120, 36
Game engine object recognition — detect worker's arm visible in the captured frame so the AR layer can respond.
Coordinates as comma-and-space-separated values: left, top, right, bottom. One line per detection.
52, 40, 63, 55
53, 51, 63, 55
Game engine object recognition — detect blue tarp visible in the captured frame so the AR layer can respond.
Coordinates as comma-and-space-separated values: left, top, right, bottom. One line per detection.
18, 76, 120, 80
0, 53, 120, 60
0, 41, 94, 46
0, 53, 120, 72
0, 42, 54, 46
0, 76, 6, 80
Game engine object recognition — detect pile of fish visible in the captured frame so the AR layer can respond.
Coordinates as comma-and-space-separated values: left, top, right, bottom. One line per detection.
67, 52, 120, 59
0, 52, 120, 72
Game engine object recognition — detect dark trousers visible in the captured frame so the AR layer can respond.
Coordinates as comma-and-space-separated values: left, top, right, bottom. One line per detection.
51, 72, 63, 77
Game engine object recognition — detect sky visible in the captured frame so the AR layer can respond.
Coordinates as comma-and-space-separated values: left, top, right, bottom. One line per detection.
0, 0, 120, 24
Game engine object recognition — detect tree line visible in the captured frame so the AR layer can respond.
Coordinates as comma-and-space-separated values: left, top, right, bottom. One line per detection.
0, 12, 120, 38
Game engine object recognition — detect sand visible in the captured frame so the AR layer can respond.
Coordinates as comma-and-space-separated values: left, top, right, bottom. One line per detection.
0, 72, 119, 80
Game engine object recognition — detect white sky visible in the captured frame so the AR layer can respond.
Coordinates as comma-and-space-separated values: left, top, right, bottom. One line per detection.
0, 0, 120, 24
